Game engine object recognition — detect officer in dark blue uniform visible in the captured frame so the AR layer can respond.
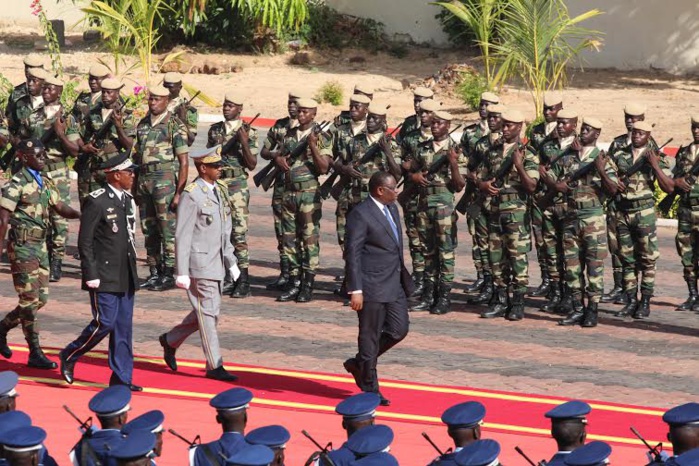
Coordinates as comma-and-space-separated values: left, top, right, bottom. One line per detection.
545, 400, 591, 466
659, 402, 699, 465
351, 452, 399, 466
563, 440, 611, 466
454, 439, 501, 466
0, 425, 50, 466
60, 151, 141, 391
122, 410, 165, 462
429, 401, 486, 465
0, 410, 58, 466
226, 445, 275, 466
0, 371, 18, 413
346, 425, 394, 461
674, 447, 699, 466
110, 430, 157, 466
245, 425, 290, 466
190, 388, 253, 466
70, 385, 131, 466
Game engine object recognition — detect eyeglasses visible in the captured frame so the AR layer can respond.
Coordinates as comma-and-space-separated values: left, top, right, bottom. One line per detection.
382, 185, 398, 192
205, 164, 223, 169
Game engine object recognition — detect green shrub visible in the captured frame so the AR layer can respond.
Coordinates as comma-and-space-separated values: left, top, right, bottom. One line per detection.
434, 6, 476, 46
654, 180, 678, 219
455, 70, 487, 111
525, 115, 544, 140
315, 81, 344, 106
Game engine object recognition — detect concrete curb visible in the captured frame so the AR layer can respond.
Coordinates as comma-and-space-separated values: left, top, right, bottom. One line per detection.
657, 218, 678, 228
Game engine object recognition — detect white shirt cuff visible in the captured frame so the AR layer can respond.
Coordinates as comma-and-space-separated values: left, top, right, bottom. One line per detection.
349, 290, 362, 294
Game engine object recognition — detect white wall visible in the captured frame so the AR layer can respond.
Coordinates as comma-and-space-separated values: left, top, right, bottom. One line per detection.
1, 0, 87, 29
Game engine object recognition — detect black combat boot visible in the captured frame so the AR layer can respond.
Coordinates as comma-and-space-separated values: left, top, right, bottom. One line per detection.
614, 291, 638, 317
464, 271, 485, 293
430, 283, 451, 315
556, 284, 574, 316
277, 274, 301, 302
540, 281, 562, 312
468, 273, 493, 304
266, 259, 291, 291
49, 258, 63, 282
0, 315, 20, 359
506, 291, 525, 321
559, 296, 585, 326
677, 279, 698, 311
140, 265, 161, 290
296, 272, 315, 303
231, 268, 251, 298
410, 272, 425, 299
151, 267, 176, 291
581, 302, 599, 328
481, 288, 508, 318
222, 269, 236, 295
24, 323, 57, 370
601, 272, 624, 303
410, 281, 435, 312
529, 269, 551, 297
633, 293, 652, 319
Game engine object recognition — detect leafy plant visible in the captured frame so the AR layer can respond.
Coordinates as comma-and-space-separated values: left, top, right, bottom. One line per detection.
654, 181, 678, 219
60, 79, 80, 110
0, 74, 13, 112
230, 0, 308, 35
315, 81, 343, 106
32, 0, 64, 77
456, 69, 487, 110
434, 6, 476, 46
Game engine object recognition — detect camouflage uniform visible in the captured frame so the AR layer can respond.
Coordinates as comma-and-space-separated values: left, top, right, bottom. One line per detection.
5, 82, 29, 129
339, 130, 399, 205
605, 133, 632, 278
134, 112, 189, 270
207, 119, 259, 269
70, 91, 101, 136
673, 144, 699, 283
396, 114, 419, 144
167, 96, 199, 141
6, 93, 43, 174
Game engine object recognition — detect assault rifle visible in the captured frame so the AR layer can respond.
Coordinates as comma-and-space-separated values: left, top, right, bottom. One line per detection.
631, 426, 667, 465
253, 120, 330, 191
658, 144, 695, 214
618, 138, 673, 187
64, 405, 102, 465
168, 428, 201, 447
75, 103, 126, 174
220, 113, 260, 156
515, 446, 549, 466
63, 404, 95, 436
174, 91, 200, 116
422, 432, 448, 456
537, 155, 603, 210
302, 430, 337, 466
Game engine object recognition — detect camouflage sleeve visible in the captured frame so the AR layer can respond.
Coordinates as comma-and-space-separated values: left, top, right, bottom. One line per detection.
207, 125, 218, 149
263, 125, 279, 151
47, 179, 61, 207
172, 120, 189, 156
247, 127, 259, 151
122, 112, 137, 139
524, 149, 540, 182
659, 154, 672, 177
65, 114, 81, 142
186, 107, 199, 135
319, 132, 333, 158
0, 178, 21, 212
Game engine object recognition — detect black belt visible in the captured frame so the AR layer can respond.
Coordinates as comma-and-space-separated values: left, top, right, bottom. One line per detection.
567, 199, 602, 210
10, 227, 46, 242
493, 192, 527, 203
45, 161, 67, 172
615, 197, 654, 211
220, 167, 245, 179
285, 180, 318, 191
141, 160, 175, 174
421, 184, 451, 195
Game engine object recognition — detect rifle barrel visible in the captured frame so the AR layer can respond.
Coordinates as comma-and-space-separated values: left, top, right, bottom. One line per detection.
515, 446, 537, 466
302, 430, 328, 452
421, 432, 444, 456
168, 428, 197, 447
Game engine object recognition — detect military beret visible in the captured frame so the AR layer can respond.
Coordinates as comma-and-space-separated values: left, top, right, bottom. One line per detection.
88, 63, 111, 78
354, 84, 374, 96
663, 403, 699, 426
44, 75, 64, 87
122, 410, 165, 435
433, 110, 454, 122
245, 425, 290, 449
26, 67, 47, 80
545, 400, 591, 422
288, 89, 306, 99
335, 392, 381, 421
413, 86, 434, 98
101, 151, 137, 173
191, 145, 223, 165
88, 385, 132, 417
163, 72, 183, 84
557, 109, 578, 120
100, 78, 124, 91
110, 430, 156, 460
624, 102, 647, 116
17, 138, 44, 152
23, 54, 44, 68
419, 100, 441, 112
0, 371, 19, 398
224, 93, 245, 106
347, 425, 394, 455
351, 452, 400, 466
691, 115, 699, 125
0, 411, 32, 438
633, 121, 653, 133
296, 98, 318, 109
487, 104, 506, 115
441, 401, 486, 428
501, 110, 524, 124
675, 447, 699, 466
582, 117, 603, 130
544, 93, 563, 107
564, 441, 612, 466
210, 387, 253, 412
350, 94, 371, 105
368, 103, 389, 116
0, 426, 47, 453
480, 92, 500, 104
454, 439, 501, 466
148, 85, 170, 97
226, 444, 275, 466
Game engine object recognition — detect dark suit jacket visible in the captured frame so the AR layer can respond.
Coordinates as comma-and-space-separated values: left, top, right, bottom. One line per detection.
78, 186, 139, 293
345, 197, 415, 302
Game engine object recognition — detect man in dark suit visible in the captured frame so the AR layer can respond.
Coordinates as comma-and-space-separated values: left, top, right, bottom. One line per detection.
59, 150, 141, 391
342, 171, 415, 407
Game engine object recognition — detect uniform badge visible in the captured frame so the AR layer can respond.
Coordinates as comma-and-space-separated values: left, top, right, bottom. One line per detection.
107, 207, 114, 213
112, 222, 119, 233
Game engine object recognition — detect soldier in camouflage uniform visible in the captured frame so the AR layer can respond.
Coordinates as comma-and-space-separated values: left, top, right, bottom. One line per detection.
608, 121, 674, 319
460, 92, 499, 295
0, 139, 80, 369
527, 93, 563, 298
75, 78, 135, 203
399, 99, 440, 300
5, 55, 45, 129
406, 110, 466, 315
478, 110, 539, 321
396, 87, 434, 144
70, 63, 111, 137
275, 98, 333, 303
6, 68, 47, 174
672, 116, 699, 312
334, 84, 374, 128
163, 72, 198, 146
260, 91, 302, 291
207, 93, 258, 298
133, 85, 190, 292
546, 118, 618, 327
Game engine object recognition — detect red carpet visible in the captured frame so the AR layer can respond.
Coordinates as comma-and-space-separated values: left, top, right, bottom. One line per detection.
0, 345, 666, 465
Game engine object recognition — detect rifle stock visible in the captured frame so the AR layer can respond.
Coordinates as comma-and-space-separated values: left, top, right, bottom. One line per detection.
302, 430, 336, 466
63, 405, 94, 436
221, 113, 261, 156
631, 426, 664, 464
620, 138, 673, 187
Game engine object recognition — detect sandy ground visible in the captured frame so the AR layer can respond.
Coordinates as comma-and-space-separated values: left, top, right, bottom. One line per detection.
1, 23, 699, 143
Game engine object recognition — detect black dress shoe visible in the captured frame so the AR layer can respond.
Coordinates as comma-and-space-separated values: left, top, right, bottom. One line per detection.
126, 383, 143, 392
206, 366, 239, 382
59, 351, 75, 384
378, 392, 391, 406
343, 358, 362, 388
159, 333, 177, 372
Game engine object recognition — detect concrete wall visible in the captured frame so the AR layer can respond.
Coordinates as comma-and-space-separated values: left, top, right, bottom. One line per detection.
1, 0, 87, 29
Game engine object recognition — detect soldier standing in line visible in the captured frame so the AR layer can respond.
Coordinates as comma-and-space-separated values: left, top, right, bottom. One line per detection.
334, 84, 374, 128
207, 93, 258, 299
70, 63, 111, 136
133, 85, 190, 292
478, 110, 539, 321
260, 91, 302, 292
6, 68, 47, 174
5, 54, 45, 124
0, 139, 80, 369
396, 86, 434, 144
163, 72, 199, 147
527, 93, 563, 298
407, 110, 466, 315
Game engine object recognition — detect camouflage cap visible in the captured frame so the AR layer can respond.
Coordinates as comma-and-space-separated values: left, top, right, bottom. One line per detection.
88, 63, 111, 78
501, 110, 524, 124
544, 93, 563, 107
148, 85, 170, 97
624, 103, 646, 116
368, 102, 389, 116
191, 145, 223, 165
419, 100, 441, 112
433, 110, 454, 122
582, 117, 603, 130
17, 138, 44, 152
413, 86, 434, 98
557, 109, 578, 120
163, 72, 183, 84
100, 78, 124, 91
296, 98, 318, 109
487, 104, 506, 115
23, 54, 44, 68
350, 94, 371, 105
481, 92, 500, 104
224, 93, 244, 105
44, 75, 64, 87
353, 84, 374, 96
26, 68, 47, 80
633, 121, 653, 133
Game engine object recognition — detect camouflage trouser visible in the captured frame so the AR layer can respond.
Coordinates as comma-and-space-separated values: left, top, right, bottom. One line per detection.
281, 188, 322, 275
616, 204, 659, 294
271, 181, 285, 258
488, 204, 531, 293
402, 197, 424, 274
138, 171, 177, 268
469, 207, 491, 274
222, 177, 250, 269
563, 210, 607, 303
675, 204, 699, 281
335, 190, 350, 251
606, 202, 623, 274
530, 202, 548, 274
77, 170, 106, 204
417, 202, 457, 285
46, 167, 70, 260
541, 203, 568, 281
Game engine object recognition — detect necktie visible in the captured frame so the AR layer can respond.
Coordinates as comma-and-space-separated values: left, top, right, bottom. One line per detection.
383, 205, 399, 243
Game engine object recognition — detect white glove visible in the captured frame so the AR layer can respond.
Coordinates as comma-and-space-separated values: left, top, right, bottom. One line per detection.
229, 264, 241, 282
175, 275, 191, 290
86, 279, 100, 289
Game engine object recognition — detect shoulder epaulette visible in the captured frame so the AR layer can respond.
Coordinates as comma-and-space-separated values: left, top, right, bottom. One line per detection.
89, 188, 106, 198
184, 182, 198, 192
11, 176, 20, 183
